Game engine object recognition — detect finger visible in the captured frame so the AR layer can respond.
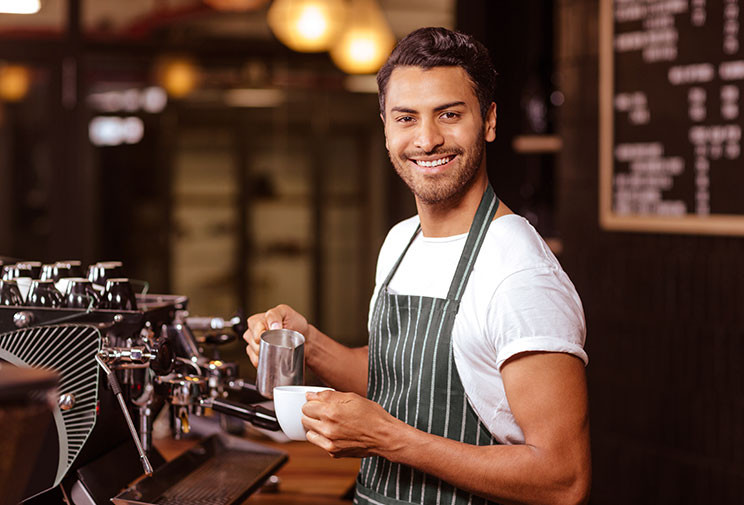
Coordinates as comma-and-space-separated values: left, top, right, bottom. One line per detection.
301, 400, 325, 419
242, 328, 253, 345
247, 315, 268, 339
306, 390, 336, 402
245, 315, 267, 367
316, 389, 339, 401
246, 323, 266, 357
305, 430, 333, 452
248, 334, 260, 354
248, 342, 260, 368
264, 305, 290, 330
301, 413, 320, 430
302, 415, 335, 440
246, 344, 258, 368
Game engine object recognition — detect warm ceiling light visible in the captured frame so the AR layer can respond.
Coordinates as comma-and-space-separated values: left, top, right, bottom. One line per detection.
203, 0, 270, 11
0, 64, 32, 102
267, 0, 347, 53
224, 88, 286, 108
329, 0, 394, 74
0, 0, 41, 14
156, 58, 200, 98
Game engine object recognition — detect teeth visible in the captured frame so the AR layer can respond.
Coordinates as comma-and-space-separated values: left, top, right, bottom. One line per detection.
415, 156, 452, 167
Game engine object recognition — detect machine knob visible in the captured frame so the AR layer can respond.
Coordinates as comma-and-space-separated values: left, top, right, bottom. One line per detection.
13, 311, 34, 328
149, 336, 175, 375
202, 332, 236, 346
58, 393, 76, 411
231, 309, 247, 336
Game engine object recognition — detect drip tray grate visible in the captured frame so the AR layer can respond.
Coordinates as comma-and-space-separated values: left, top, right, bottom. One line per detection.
113, 433, 287, 505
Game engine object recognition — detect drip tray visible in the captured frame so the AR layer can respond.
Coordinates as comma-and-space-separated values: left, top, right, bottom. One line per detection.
113, 433, 287, 505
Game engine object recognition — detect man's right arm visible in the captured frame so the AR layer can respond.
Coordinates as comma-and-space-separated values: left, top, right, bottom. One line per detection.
304, 324, 368, 395
244, 304, 369, 396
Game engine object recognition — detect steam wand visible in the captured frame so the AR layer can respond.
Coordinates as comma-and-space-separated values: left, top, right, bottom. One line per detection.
95, 354, 154, 477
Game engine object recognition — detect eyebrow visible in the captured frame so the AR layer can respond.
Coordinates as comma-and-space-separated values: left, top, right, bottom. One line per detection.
434, 101, 467, 112
390, 101, 467, 115
390, 106, 417, 114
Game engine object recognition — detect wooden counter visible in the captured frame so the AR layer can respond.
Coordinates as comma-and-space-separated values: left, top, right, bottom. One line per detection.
154, 436, 360, 504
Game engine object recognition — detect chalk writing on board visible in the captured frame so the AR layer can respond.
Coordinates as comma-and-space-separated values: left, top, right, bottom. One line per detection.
600, 0, 744, 235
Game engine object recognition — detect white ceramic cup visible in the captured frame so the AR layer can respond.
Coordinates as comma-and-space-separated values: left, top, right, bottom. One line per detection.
273, 385, 333, 441
56, 277, 84, 298
15, 277, 32, 301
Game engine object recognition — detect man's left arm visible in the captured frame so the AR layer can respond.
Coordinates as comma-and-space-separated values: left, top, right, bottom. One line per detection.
302, 351, 590, 505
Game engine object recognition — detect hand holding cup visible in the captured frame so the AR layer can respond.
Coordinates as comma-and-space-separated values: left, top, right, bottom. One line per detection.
273, 386, 334, 440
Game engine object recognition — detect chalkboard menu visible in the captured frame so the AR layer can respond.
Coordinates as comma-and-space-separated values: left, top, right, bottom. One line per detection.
600, 0, 744, 235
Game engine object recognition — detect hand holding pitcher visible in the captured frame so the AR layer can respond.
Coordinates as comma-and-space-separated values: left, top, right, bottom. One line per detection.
243, 304, 309, 368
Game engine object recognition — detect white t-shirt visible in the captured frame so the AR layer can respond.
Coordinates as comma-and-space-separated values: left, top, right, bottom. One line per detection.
368, 214, 587, 445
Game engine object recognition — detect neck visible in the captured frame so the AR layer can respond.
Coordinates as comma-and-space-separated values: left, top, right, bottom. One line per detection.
415, 171, 489, 237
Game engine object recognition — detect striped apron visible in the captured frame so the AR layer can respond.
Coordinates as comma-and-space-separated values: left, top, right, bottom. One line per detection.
355, 184, 501, 505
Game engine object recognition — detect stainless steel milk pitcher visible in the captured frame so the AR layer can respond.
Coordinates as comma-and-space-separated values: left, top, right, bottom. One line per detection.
256, 328, 305, 399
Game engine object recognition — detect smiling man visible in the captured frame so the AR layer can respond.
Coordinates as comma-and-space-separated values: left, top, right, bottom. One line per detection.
245, 27, 591, 505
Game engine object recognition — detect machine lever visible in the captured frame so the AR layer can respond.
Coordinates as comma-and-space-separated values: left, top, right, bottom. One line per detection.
95, 354, 154, 477
185, 316, 240, 331
203, 397, 281, 431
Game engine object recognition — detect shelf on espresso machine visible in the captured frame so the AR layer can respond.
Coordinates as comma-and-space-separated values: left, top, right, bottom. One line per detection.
112, 432, 287, 505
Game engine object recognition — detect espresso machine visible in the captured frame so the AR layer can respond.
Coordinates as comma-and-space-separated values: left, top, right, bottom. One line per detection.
0, 260, 287, 505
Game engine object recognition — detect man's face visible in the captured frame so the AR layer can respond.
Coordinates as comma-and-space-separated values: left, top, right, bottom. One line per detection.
382, 66, 496, 206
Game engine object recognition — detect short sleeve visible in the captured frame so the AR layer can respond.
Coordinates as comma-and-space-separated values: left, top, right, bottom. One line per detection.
487, 266, 588, 369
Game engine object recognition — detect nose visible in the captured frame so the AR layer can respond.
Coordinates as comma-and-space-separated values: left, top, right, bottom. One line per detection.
413, 118, 444, 153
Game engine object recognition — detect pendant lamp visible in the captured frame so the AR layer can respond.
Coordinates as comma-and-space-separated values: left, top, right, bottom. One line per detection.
0, 64, 32, 102
156, 58, 200, 98
203, 0, 270, 11
267, 0, 347, 53
329, 0, 394, 74
0, 0, 41, 14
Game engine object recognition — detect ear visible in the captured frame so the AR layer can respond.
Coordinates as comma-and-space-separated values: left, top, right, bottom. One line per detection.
484, 103, 497, 142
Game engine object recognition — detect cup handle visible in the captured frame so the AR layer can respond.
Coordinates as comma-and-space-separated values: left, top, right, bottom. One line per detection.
128, 279, 150, 295
89, 288, 101, 307
52, 289, 64, 308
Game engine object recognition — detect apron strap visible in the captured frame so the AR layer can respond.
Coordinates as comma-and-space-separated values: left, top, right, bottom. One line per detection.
380, 223, 422, 289
381, 184, 500, 301
446, 184, 499, 301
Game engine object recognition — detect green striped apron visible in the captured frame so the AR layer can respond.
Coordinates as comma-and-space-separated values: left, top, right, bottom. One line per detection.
355, 184, 501, 505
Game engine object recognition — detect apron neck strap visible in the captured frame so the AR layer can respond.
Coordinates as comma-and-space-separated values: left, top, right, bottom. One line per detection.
446, 183, 499, 301
381, 184, 500, 301
380, 224, 421, 289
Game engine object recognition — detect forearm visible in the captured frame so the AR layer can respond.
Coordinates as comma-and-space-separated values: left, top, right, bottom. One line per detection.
380, 424, 590, 505
305, 324, 368, 395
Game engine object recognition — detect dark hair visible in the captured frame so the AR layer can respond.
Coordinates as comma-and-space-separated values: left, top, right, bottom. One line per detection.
376, 27, 497, 119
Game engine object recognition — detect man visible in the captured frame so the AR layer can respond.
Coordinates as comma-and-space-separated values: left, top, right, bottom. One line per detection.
245, 27, 590, 505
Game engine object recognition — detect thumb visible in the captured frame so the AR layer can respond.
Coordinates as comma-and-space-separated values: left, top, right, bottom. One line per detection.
264, 307, 285, 330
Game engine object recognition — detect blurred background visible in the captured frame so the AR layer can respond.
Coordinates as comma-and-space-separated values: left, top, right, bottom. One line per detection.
0, 0, 742, 503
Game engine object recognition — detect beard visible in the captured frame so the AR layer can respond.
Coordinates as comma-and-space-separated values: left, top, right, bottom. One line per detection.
388, 129, 485, 206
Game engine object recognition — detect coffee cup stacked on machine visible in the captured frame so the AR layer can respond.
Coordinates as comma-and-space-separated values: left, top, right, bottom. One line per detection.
2, 261, 40, 305
0, 260, 136, 310
0, 279, 23, 306
87, 261, 123, 288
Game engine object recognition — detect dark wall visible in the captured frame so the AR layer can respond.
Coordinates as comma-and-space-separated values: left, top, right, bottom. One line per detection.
555, 1, 744, 504
457, 0, 558, 237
